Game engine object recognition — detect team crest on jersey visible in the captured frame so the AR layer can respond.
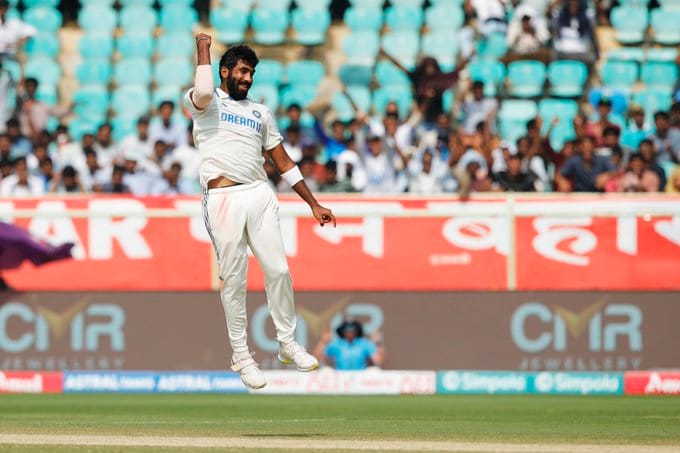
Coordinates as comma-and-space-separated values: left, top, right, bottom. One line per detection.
252, 110, 261, 119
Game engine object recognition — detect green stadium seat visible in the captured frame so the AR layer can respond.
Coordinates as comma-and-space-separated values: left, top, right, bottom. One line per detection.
120, 0, 154, 6
159, 0, 193, 6
391, 0, 425, 6
348, 0, 383, 7
69, 117, 103, 142
548, 60, 588, 98
548, 120, 576, 151
111, 115, 139, 142
610, 7, 648, 44
430, 0, 464, 4
285, 60, 325, 86
24, 57, 61, 86
646, 47, 678, 62
507, 60, 546, 98
538, 98, 579, 124
81, 0, 115, 6
248, 84, 280, 111
114, 58, 152, 86
467, 59, 506, 96
292, 8, 331, 45
23, 6, 62, 33
112, 85, 151, 118
658, 0, 680, 9
160, 6, 198, 32
341, 31, 380, 66
382, 31, 420, 70
154, 58, 193, 86
425, 5, 464, 31
210, 8, 249, 44
23, 0, 58, 7
24, 33, 60, 58
421, 31, 459, 71
254, 59, 284, 85
280, 85, 318, 109
606, 47, 644, 62
78, 6, 117, 32
296, 0, 332, 9
258, 0, 291, 9
385, 6, 424, 31
476, 32, 507, 60
600, 61, 638, 92
338, 64, 373, 87
252, 8, 289, 45
120, 6, 158, 33
372, 86, 413, 118
117, 33, 155, 59
36, 84, 57, 105
220, 0, 255, 10
499, 100, 538, 145
79, 33, 114, 59
344, 6, 383, 32
6, 7, 19, 20
75, 59, 112, 85
2, 60, 21, 81
72, 85, 110, 118
157, 32, 194, 58
375, 60, 411, 88
632, 89, 672, 121
152, 84, 183, 107
332, 87, 371, 121
651, 8, 680, 44
640, 61, 678, 92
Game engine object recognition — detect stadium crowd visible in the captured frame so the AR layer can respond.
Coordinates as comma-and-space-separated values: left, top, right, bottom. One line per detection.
0, 0, 679, 197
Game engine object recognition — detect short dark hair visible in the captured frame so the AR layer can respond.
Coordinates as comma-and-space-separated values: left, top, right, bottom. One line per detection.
639, 138, 653, 147
39, 156, 53, 166
526, 119, 538, 130
84, 149, 97, 158
603, 125, 620, 137
219, 45, 259, 76
0, 1, 9, 9
287, 103, 302, 112
472, 80, 485, 89
654, 111, 669, 121
158, 100, 175, 110
25, 77, 38, 87
13, 156, 27, 165
62, 165, 77, 178
6, 118, 19, 128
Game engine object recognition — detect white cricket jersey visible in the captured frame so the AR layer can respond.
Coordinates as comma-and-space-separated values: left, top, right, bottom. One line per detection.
184, 87, 282, 188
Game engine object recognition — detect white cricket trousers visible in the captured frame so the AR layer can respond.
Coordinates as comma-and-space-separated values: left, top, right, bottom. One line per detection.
202, 180, 296, 356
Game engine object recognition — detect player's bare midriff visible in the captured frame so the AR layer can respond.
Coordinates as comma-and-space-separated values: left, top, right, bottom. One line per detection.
207, 176, 242, 189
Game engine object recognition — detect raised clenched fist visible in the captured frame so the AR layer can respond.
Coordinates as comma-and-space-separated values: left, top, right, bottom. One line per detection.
195, 33, 211, 48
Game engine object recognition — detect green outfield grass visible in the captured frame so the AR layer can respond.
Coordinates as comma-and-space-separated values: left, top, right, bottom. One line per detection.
0, 394, 679, 447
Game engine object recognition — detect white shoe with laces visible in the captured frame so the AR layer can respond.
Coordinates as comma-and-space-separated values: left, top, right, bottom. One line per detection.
231, 352, 266, 389
278, 342, 319, 372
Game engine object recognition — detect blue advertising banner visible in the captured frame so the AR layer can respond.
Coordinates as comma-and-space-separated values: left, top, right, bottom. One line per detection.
63, 371, 247, 393
437, 371, 623, 395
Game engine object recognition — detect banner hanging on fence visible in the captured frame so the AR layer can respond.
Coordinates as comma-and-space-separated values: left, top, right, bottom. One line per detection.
2, 195, 679, 291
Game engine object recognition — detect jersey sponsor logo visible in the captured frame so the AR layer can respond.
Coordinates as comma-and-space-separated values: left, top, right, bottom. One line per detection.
220, 112, 262, 132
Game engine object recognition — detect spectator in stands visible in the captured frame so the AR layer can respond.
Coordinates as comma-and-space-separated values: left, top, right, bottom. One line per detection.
17, 78, 69, 141
0, 156, 43, 196
0, 62, 14, 133
380, 52, 471, 126
6, 118, 31, 159
150, 162, 187, 196
283, 124, 302, 163
93, 123, 117, 167
284, 103, 314, 141
459, 81, 498, 135
313, 117, 346, 163
638, 138, 667, 190
495, 152, 537, 191
406, 149, 446, 194
553, 0, 599, 64
555, 135, 615, 192
149, 101, 187, 150
320, 160, 355, 192
523, 117, 559, 190
313, 320, 383, 371
0, 132, 9, 162
360, 134, 400, 193
50, 165, 86, 194
37, 156, 54, 192
465, 0, 508, 37
671, 102, 680, 129
618, 154, 660, 192
599, 125, 626, 167
335, 138, 367, 192
667, 165, 680, 192
99, 165, 129, 194
621, 104, 653, 153
166, 123, 200, 194
451, 128, 493, 195
81, 148, 109, 192
142, 140, 170, 177
121, 151, 155, 196
0, 157, 10, 179
586, 98, 620, 146
26, 143, 47, 175
119, 116, 153, 164
505, 10, 551, 63
0, 0, 36, 61
648, 111, 680, 164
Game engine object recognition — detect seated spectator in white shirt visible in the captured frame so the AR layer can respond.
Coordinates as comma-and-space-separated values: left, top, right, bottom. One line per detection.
6, 117, 32, 160
93, 123, 118, 167
167, 124, 200, 194
149, 101, 187, 150
81, 149, 111, 192
141, 140, 170, 177
467, 0, 508, 37
121, 151, 157, 196
150, 162, 189, 195
118, 115, 153, 162
553, 0, 599, 63
0, 0, 36, 59
0, 156, 44, 196
408, 149, 445, 194
98, 165, 130, 194
361, 134, 399, 193
460, 81, 498, 134
504, 11, 551, 63
50, 165, 86, 194
37, 156, 54, 192
283, 125, 303, 162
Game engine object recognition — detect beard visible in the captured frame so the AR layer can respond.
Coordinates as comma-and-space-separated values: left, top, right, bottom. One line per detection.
226, 74, 250, 101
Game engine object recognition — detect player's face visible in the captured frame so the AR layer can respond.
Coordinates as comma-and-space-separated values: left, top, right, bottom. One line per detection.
226, 60, 255, 101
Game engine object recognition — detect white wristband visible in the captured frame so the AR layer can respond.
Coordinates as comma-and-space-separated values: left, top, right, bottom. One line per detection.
281, 166, 303, 187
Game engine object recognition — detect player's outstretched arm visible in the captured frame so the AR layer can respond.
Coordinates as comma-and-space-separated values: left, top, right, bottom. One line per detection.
267, 144, 336, 227
191, 33, 213, 110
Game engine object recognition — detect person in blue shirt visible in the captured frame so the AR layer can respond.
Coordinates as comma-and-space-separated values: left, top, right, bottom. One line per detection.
314, 320, 383, 371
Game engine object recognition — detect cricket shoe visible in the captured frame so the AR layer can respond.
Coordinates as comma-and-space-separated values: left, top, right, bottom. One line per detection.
278, 342, 319, 372
231, 352, 266, 389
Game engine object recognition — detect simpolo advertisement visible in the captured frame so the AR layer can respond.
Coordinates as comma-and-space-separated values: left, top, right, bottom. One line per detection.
0, 292, 678, 372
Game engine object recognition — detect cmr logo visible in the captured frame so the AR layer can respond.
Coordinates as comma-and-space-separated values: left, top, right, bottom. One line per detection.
511, 299, 642, 353
0, 301, 125, 353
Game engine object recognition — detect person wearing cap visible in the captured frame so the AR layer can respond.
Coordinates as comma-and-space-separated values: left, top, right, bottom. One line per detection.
313, 320, 383, 371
